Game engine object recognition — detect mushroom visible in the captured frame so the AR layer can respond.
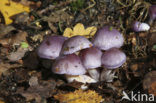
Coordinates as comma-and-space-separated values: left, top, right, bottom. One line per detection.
101, 48, 126, 69
92, 26, 124, 50
61, 36, 92, 55
149, 5, 156, 24
37, 35, 67, 59
100, 48, 126, 82
132, 21, 150, 32
52, 54, 97, 83
79, 47, 102, 81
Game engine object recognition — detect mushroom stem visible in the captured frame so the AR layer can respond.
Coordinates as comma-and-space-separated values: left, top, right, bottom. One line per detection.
100, 69, 116, 82
87, 69, 100, 81
65, 74, 97, 83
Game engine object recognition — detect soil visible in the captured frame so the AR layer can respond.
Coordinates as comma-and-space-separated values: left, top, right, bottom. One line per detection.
0, 0, 156, 103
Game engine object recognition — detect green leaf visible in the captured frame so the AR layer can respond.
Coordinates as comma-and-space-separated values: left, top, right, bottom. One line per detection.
152, 45, 156, 50
21, 42, 29, 48
109, 26, 113, 31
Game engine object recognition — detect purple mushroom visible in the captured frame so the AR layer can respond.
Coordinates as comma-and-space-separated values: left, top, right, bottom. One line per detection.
132, 21, 150, 32
61, 36, 92, 55
52, 54, 88, 82
92, 26, 124, 50
37, 35, 67, 59
79, 47, 102, 81
149, 5, 156, 24
101, 48, 126, 69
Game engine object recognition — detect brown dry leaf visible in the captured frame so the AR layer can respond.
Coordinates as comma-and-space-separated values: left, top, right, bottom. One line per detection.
143, 71, 156, 95
7, 47, 29, 62
149, 81, 156, 96
0, 25, 15, 38
20, 0, 41, 8
54, 89, 104, 103
0, 62, 19, 78
46, 10, 72, 23
17, 80, 56, 103
0, 31, 28, 46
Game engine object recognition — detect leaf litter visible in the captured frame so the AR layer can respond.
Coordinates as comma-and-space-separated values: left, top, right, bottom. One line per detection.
0, 0, 155, 103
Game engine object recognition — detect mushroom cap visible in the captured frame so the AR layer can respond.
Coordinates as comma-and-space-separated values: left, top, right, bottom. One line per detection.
37, 35, 67, 59
52, 54, 86, 75
101, 48, 126, 69
79, 47, 102, 69
132, 21, 150, 32
61, 36, 92, 55
149, 5, 156, 21
92, 26, 124, 50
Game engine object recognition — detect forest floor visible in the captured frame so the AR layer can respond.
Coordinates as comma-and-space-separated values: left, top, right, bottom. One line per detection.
0, 0, 156, 103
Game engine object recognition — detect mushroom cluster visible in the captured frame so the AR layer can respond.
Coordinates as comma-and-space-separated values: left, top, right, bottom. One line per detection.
37, 26, 127, 84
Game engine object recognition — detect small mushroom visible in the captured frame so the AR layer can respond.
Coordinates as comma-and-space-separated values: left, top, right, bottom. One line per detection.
79, 47, 102, 81
101, 48, 126, 69
52, 54, 97, 83
132, 21, 150, 32
61, 36, 92, 55
92, 26, 124, 50
149, 5, 156, 24
37, 35, 67, 59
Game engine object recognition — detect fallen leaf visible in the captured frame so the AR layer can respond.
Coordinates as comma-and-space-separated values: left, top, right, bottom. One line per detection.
63, 28, 73, 37
73, 23, 85, 36
0, 31, 28, 46
0, 0, 30, 25
143, 71, 156, 96
7, 47, 29, 62
17, 80, 56, 103
84, 26, 97, 38
21, 42, 29, 48
45, 10, 72, 23
0, 24, 15, 38
54, 89, 104, 103
63, 23, 97, 38
29, 76, 39, 87
0, 62, 20, 78
0, 100, 5, 103
149, 81, 156, 96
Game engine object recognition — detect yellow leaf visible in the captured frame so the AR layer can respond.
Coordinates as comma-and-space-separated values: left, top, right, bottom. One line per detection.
73, 23, 85, 36
63, 28, 73, 37
63, 23, 97, 38
0, 0, 30, 25
84, 26, 97, 38
0, 100, 5, 103
54, 89, 104, 103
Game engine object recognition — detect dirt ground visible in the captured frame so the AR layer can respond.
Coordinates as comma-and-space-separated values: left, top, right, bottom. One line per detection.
0, 0, 156, 103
